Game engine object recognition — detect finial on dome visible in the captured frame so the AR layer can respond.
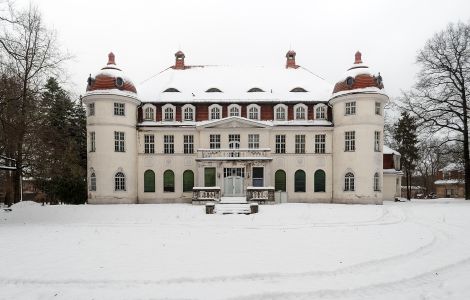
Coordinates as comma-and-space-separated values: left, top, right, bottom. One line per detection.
354, 51, 362, 64
107, 52, 116, 65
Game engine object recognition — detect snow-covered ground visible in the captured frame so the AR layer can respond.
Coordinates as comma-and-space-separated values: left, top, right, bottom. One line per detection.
1, 199, 470, 300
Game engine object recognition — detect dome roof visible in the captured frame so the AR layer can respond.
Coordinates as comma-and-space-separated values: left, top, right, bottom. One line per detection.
86, 52, 137, 94
332, 51, 384, 94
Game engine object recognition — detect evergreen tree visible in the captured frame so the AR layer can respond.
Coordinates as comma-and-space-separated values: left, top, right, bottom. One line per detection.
394, 112, 419, 200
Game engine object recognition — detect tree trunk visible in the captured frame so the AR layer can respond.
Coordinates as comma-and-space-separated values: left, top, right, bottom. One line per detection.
462, 90, 470, 200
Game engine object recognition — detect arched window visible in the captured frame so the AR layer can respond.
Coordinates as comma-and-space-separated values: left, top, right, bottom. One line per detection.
209, 104, 221, 120
144, 107, 154, 121
247, 87, 264, 92
374, 172, 380, 192
228, 104, 240, 117
344, 172, 355, 191
183, 170, 194, 192
290, 87, 308, 92
247, 104, 260, 120
295, 104, 307, 120
163, 104, 175, 121
315, 105, 326, 120
163, 170, 175, 192
206, 87, 223, 93
274, 104, 287, 121
163, 87, 180, 92
182, 105, 195, 121
90, 172, 96, 191
115, 172, 126, 191
295, 170, 306, 192
275, 170, 286, 192
314, 170, 326, 192
144, 170, 155, 192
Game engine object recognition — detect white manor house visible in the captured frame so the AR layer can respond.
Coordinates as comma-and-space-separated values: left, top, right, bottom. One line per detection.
83, 50, 402, 205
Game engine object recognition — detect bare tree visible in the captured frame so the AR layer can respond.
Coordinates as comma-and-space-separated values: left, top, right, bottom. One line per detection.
0, 3, 69, 203
402, 21, 470, 200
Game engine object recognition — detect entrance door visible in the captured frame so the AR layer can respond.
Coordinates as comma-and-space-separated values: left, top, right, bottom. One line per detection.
223, 168, 244, 196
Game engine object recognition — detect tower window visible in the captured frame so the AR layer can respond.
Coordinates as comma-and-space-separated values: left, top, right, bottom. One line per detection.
114, 103, 125, 116
115, 77, 124, 88
345, 101, 356, 115
345, 131, 355, 152
88, 103, 95, 116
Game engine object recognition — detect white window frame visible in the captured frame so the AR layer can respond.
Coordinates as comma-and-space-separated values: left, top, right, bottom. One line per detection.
182, 104, 195, 121
345, 101, 356, 115
274, 104, 287, 121
88, 103, 95, 116
315, 104, 326, 120
209, 104, 222, 120
164, 135, 174, 154
114, 131, 125, 152
114, 102, 125, 116
143, 105, 155, 121
183, 135, 194, 154
90, 131, 96, 152
162, 104, 175, 122
89, 169, 96, 191
228, 104, 241, 117
114, 171, 126, 191
375, 102, 382, 115
374, 131, 381, 152
373, 172, 381, 192
144, 134, 155, 154
294, 103, 308, 120
248, 134, 260, 149
210, 134, 221, 149
315, 134, 326, 154
295, 134, 305, 154
345, 131, 355, 152
247, 104, 261, 120
275, 135, 286, 154
344, 172, 355, 191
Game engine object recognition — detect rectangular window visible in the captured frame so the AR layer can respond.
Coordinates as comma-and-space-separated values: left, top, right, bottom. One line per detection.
374, 175, 380, 192
114, 103, 125, 116
315, 134, 326, 154
88, 103, 95, 116
252, 167, 264, 187
248, 134, 260, 149
204, 167, 216, 187
345, 131, 355, 152
345, 101, 356, 115
374, 131, 381, 152
164, 135, 174, 154
375, 102, 381, 115
144, 134, 155, 154
90, 132, 96, 152
184, 135, 194, 154
295, 134, 305, 154
275, 135, 286, 154
210, 134, 221, 149
114, 131, 125, 152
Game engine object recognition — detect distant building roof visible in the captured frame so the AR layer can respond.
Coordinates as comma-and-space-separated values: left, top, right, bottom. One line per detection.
439, 163, 464, 172
383, 145, 400, 155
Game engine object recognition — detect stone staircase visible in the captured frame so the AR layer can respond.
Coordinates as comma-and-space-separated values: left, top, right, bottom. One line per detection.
214, 196, 251, 215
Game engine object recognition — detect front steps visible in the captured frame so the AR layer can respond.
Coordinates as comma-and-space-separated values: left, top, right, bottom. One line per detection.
206, 196, 258, 214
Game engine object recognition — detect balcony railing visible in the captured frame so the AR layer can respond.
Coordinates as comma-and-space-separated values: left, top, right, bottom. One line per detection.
246, 186, 275, 204
196, 148, 272, 161
192, 187, 221, 204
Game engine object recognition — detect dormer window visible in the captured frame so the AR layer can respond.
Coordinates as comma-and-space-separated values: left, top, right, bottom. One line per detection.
163, 88, 180, 92
247, 104, 260, 120
228, 104, 241, 117
209, 104, 222, 120
247, 87, 264, 92
315, 105, 326, 120
162, 104, 175, 121
294, 104, 307, 120
144, 107, 154, 121
182, 104, 195, 121
115, 77, 124, 88
206, 88, 223, 93
346, 77, 355, 86
290, 87, 308, 92
274, 104, 287, 121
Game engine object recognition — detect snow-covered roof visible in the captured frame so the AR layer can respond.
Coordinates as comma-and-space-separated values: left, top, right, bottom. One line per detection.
439, 163, 464, 172
138, 65, 332, 103
383, 145, 400, 155
434, 179, 464, 185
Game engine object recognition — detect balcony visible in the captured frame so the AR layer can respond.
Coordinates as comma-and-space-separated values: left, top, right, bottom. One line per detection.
196, 148, 272, 162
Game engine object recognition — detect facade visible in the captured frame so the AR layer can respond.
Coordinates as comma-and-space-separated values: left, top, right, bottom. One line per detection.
83, 50, 402, 205
434, 163, 465, 198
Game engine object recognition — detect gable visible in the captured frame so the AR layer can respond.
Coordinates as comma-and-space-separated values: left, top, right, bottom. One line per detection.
197, 116, 271, 129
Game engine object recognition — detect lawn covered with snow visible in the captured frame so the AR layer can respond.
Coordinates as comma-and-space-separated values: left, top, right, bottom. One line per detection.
1, 199, 470, 300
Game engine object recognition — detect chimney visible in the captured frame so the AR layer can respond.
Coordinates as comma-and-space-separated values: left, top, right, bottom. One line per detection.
286, 50, 297, 69
174, 50, 185, 70
107, 52, 116, 65
354, 51, 363, 64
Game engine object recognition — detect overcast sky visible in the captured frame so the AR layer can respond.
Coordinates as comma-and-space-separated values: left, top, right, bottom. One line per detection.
13, 0, 470, 100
